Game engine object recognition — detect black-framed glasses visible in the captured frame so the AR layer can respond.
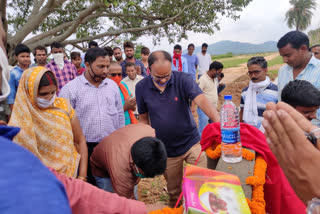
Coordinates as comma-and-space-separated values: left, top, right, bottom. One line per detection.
152, 73, 171, 82
109, 73, 122, 77
247, 70, 262, 76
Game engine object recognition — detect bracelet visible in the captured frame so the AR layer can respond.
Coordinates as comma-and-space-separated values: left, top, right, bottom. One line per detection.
77, 176, 87, 182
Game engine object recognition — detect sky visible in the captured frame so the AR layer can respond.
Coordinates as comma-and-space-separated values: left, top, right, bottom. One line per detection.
136, 0, 320, 53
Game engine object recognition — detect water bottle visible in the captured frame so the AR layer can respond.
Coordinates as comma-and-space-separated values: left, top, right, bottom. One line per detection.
220, 95, 242, 163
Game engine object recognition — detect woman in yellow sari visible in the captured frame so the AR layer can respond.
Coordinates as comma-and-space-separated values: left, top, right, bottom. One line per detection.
9, 66, 88, 179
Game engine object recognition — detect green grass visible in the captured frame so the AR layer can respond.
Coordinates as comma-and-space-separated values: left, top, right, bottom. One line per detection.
268, 70, 279, 80
219, 57, 251, 68
212, 52, 233, 60
267, 55, 283, 67
213, 52, 277, 68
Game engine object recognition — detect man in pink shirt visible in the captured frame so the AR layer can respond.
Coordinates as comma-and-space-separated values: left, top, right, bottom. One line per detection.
90, 123, 167, 199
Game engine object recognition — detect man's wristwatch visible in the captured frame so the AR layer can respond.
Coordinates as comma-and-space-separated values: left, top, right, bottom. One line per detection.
307, 197, 320, 214
305, 128, 320, 148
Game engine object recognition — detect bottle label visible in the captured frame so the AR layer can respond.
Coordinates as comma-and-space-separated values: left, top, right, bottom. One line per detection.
221, 128, 240, 144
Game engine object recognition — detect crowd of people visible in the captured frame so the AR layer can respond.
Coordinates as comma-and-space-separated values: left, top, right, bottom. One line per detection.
1, 14, 320, 213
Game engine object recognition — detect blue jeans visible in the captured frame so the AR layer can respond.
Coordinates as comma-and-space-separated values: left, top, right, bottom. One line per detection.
94, 176, 138, 199
198, 108, 209, 137
94, 176, 114, 192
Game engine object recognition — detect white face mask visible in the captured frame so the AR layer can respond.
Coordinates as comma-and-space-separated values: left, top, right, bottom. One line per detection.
52, 53, 65, 70
0, 48, 10, 102
37, 93, 56, 109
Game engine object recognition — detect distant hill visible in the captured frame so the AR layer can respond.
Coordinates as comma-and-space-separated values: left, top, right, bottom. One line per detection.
184, 40, 278, 55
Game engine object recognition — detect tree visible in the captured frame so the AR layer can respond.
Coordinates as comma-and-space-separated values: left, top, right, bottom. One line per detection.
2, 0, 252, 63
285, 0, 317, 31
308, 27, 320, 45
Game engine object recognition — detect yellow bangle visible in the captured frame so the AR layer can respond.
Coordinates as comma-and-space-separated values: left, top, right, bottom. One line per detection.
77, 176, 87, 182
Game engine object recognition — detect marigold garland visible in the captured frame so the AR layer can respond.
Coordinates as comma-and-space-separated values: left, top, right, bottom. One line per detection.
205, 143, 255, 161
245, 155, 267, 214
148, 205, 183, 214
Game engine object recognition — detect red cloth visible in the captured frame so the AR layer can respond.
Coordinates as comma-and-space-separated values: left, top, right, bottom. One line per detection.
49, 168, 147, 214
200, 122, 306, 214
173, 52, 182, 72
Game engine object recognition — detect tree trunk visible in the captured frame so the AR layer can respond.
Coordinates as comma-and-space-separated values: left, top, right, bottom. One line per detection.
0, 0, 7, 43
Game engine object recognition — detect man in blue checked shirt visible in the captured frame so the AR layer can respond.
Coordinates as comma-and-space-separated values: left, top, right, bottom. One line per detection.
277, 31, 320, 127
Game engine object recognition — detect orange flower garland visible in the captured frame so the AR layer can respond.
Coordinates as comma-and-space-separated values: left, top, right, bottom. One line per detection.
148, 206, 183, 214
246, 155, 267, 214
205, 143, 255, 161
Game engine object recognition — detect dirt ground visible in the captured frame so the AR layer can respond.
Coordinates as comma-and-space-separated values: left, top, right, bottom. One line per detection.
138, 53, 282, 205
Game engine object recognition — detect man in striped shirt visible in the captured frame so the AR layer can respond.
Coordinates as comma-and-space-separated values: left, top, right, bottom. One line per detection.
240, 57, 278, 132
46, 42, 78, 91
277, 31, 320, 126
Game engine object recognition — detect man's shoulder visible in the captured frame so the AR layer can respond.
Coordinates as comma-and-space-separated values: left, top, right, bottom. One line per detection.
241, 86, 249, 93
122, 76, 130, 82
136, 76, 150, 88
266, 82, 278, 91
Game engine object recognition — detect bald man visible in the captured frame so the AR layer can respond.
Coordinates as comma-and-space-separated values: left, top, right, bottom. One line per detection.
135, 50, 220, 207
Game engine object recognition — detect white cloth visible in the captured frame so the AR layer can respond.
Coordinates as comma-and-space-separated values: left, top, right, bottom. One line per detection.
196, 52, 211, 75
122, 75, 144, 114
243, 77, 271, 131
0, 48, 11, 101
52, 53, 65, 70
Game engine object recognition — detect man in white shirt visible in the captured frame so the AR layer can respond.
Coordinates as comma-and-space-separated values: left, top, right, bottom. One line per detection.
197, 61, 223, 136
122, 62, 144, 118
196, 43, 212, 80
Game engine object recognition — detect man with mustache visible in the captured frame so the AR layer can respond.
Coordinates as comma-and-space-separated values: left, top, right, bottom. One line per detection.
277, 31, 320, 127
59, 47, 125, 184
240, 56, 278, 132
120, 41, 146, 78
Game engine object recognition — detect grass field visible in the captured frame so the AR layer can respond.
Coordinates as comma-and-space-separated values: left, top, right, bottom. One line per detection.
267, 55, 283, 67
214, 52, 277, 68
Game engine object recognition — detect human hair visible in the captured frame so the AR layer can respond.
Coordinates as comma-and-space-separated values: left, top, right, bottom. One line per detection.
188, 43, 195, 49
277, 31, 309, 49
123, 41, 134, 50
220, 73, 224, 78
141, 46, 150, 55
109, 61, 122, 69
85, 47, 108, 64
131, 137, 167, 178
247, 56, 268, 69
281, 80, 320, 107
113, 46, 121, 51
14, 44, 30, 56
104, 46, 113, 57
173, 44, 182, 50
148, 51, 172, 68
209, 61, 224, 70
310, 44, 320, 51
88, 41, 98, 48
33, 45, 47, 56
70, 51, 81, 60
125, 62, 136, 70
39, 71, 57, 89
50, 42, 63, 50
202, 43, 208, 48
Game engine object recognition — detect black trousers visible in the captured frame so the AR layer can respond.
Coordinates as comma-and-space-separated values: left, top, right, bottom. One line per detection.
87, 142, 99, 185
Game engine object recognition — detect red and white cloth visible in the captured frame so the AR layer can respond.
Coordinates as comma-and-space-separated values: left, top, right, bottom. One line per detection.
200, 122, 306, 214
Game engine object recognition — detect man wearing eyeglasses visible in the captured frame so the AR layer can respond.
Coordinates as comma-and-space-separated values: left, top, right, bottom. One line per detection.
135, 50, 220, 207
240, 56, 278, 132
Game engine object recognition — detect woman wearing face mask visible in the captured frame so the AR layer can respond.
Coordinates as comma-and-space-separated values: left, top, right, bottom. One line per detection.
8, 66, 88, 179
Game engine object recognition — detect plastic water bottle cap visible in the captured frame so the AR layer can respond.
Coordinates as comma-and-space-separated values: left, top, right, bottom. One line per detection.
224, 95, 232, 100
